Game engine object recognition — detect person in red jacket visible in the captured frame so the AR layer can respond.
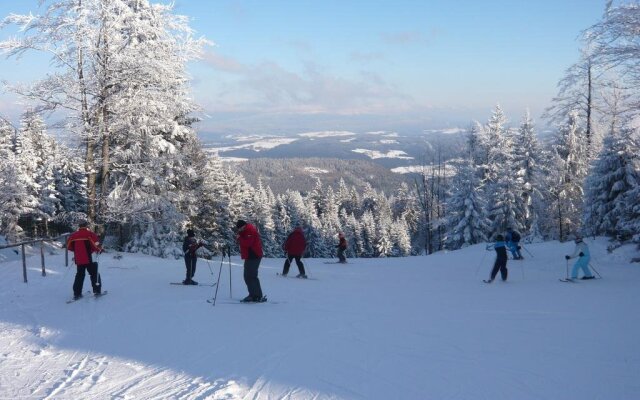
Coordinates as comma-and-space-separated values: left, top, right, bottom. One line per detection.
235, 220, 265, 302
336, 232, 348, 263
67, 221, 103, 299
281, 225, 307, 278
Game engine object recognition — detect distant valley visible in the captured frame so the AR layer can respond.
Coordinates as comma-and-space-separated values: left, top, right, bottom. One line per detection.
201, 129, 466, 194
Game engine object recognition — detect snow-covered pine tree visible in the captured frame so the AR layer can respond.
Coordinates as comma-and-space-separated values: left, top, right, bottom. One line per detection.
358, 210, 377, 257
583, 125, 640, 238
484, 104, 525, 236
0, 118, 31, 242
445, 156, 490, 249
250, 178, 277, 257
513, 110, 541, 235
551, 110, 590, 239
390, 182, 422, 255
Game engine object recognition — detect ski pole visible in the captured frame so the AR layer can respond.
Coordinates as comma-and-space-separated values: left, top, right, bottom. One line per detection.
475, 247, 488, 278
589, 263, 602, 278
521, 245, 534, 258
205, 257, 214, 276
211, 249, 225, 306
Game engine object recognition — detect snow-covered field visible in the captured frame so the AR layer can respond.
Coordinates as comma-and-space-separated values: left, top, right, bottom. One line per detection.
1, 238, 639, 399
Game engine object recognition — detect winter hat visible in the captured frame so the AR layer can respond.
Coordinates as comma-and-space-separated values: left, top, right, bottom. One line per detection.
187, 229, 195, 237
574, 234, 583, 243
78, 220, 89, 228
496, 234, 504, 241
236, 220, 247, 229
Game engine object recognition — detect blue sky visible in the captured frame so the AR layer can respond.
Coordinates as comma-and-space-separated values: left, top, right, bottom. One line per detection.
0, 0, 607, 135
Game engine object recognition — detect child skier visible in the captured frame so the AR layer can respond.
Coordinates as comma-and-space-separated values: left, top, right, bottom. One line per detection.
505, 227, 523, 260
484, 234, 508, 283
565, 235, 594, 280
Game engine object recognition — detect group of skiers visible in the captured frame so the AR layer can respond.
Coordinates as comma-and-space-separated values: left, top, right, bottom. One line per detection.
178, 220, 348, 303
67, 221, 597, 301
484, 228, 594, 283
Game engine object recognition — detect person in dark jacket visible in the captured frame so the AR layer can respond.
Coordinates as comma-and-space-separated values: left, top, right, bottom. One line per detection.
282, 225, 307, 278
336, 232, 348, 263
67, 220, 103, 299
236, 220, 266, 302
505, 227, 523, 260
485, 234, 508, 283
182, 229, 204, 285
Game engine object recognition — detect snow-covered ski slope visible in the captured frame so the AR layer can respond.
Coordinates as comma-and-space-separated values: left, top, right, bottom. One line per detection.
1, 238, 639, 399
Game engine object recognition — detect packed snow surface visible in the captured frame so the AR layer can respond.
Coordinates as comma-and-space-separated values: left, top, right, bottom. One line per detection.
0, 238, 639, 399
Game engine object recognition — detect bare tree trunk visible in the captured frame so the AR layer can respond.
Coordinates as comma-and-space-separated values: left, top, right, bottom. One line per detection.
78, 41, 96, 224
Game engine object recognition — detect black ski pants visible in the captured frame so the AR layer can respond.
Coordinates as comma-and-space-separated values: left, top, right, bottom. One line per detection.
73, 262, 101, 296
490, 258, 508, 281
337, 247, 346, 263
243, 258, 263, 300
282, 255, 305, 276
184, 254, 197, 280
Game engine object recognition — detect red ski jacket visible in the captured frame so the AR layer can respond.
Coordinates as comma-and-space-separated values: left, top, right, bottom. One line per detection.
237, 223, 263, 260
283, 227, 306, 256
67, 228, 102, 265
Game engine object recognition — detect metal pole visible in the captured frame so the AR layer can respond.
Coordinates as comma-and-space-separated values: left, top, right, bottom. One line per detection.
227, 245, 232, 298
475, 247, 488, 278
211, 251, 225, 306
522, 245, 534, 258
40, 240, 46, 277
65, 236, 69, 267
22, 244, 27, 283
589, 263, 602, 279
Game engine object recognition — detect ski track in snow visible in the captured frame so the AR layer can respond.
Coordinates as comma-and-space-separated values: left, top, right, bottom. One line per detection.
1, 239, 640, 399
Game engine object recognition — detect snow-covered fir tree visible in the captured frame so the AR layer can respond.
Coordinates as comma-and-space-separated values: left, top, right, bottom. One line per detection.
16, 111, 61, 235
445, 156, 490, 249
550, 111, 590, 239
583, 125, 640, 238
0, 118, 31, 241
483, 104, 525, 236
513, 110, 541, 234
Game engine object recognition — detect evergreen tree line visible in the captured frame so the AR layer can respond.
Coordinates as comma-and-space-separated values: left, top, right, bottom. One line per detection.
1, 1, 639, 258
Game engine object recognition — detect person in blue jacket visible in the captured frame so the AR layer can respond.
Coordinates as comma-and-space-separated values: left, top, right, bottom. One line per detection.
485, 234, 508, 283
505, 227, 523, 260
565, 235, 594, 280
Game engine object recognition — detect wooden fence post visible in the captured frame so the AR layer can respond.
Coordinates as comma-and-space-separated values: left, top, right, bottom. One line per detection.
40, 241, 46, 277
21, 244, 27, 283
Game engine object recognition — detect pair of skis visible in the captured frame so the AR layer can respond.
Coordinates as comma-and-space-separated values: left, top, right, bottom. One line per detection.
559, 277, 598, 283
66, 291, 109, 304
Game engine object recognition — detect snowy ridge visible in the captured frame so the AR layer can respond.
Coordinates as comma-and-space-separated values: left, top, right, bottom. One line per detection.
0, 238, 639, 399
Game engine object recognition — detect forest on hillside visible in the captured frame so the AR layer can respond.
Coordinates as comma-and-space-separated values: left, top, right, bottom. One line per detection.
0, 1, 638, 260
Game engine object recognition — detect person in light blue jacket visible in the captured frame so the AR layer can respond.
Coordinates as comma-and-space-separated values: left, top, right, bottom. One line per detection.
565, 235, 594, 280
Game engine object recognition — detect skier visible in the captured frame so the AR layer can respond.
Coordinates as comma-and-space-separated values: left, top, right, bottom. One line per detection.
182, 229, 204, 285
565, 235, 594, 280
281, 224, 307, 278
505, 227, 523, 260
236, 220, 266, 302
484, 234, 508, 283
336, 232, 348, 264
67, 220, 103, 299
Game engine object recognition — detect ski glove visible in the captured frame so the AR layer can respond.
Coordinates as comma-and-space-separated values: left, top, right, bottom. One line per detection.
565, 255, 570, 260
579, 252, 584, 257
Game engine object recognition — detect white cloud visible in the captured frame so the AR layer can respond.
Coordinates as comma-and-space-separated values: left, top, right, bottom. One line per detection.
197, 52, 418, 116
